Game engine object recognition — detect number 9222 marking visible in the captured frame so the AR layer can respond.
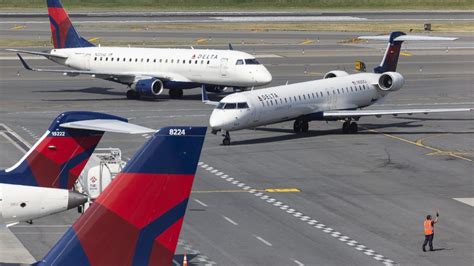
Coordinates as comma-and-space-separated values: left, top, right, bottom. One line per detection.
169, 128, 186, 136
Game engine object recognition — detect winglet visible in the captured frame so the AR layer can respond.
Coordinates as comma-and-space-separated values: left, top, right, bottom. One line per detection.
201, 85, 219, 106
17, 53, 33, 71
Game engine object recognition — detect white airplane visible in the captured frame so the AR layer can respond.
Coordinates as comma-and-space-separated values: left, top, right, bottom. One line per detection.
204, 32, 472, 145
0, 111, 153, 226
10, 0, 272, 100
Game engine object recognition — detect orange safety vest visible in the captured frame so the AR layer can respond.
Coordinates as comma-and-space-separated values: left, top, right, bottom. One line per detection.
424, 219, 434, 235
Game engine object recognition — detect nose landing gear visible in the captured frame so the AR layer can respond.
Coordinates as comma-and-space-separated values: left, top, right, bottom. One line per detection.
293, 119, 309, 133
222, 131, 231, 146
342, 120, 358, 134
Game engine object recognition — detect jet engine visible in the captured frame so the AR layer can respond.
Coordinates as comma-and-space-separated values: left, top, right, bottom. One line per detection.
377, 72, 404, 91
323, 70, 349, 79
132, 78, 164, 97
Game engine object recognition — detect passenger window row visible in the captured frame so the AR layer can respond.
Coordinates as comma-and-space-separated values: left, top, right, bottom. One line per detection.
93, 57, 211, 65
260, 84, 369, 108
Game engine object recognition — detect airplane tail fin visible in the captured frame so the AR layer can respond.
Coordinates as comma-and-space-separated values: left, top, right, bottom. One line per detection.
373, 31, 405, 74
0, 111, 144, 189
36, 126, 206, 266
47, 0, 94, 48
358, 31, 457, 73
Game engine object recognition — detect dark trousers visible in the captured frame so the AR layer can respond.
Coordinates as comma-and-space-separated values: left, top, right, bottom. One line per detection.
423, 234, 434, 251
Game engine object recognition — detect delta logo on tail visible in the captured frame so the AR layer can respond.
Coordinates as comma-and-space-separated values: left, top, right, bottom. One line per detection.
374, 31, 405, 73
47, 0, 94, 48
0, 112, 140, 189
35, 126, 207, 265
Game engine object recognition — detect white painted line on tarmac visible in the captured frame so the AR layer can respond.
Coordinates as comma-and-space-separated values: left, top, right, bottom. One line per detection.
199, 161, 396, 265
453, 198, 474, 207
193, 199, 208, 207
253, 235, 273, 247
12, 225, 70, 228
222, 215, 238, 226
292, 258, 305, 266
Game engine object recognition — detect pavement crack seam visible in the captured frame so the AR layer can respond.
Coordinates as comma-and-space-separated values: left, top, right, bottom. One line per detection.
198, 161, 397, 266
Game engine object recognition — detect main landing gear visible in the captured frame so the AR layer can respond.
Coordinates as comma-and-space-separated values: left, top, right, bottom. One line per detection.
126, 89, 140, 100
293, 119, 309, 133
169, 88, 183, 99
222, 131, 231, 146
342, 120, 358, 134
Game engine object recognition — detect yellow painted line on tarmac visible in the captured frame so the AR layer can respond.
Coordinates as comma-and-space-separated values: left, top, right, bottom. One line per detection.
299, 39, 315, 45
88, 37, 100, 42
400, 52, 412, 56
265, 188, 301, 193
11, 25, 26, 30
365, 128, 473, 162
192, 188, 301, 193
195, 38, 208, 44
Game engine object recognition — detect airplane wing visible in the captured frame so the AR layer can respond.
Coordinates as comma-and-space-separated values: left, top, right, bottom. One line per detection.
323, 108, 472, 118
60, 119, 155, 134
16, 53, 191, 83
7, 48, 68, 59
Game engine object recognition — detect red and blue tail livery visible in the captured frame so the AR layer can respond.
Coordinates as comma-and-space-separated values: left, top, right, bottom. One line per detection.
374, 31, 406, 73
36, 126, 207, 266
47, 0, 94, 48
0, 111, 127, 189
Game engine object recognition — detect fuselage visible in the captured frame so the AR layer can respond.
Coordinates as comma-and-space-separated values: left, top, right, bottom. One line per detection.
0, 183, 86, 225
50, 47, 272, 87
210, 73, 388, 131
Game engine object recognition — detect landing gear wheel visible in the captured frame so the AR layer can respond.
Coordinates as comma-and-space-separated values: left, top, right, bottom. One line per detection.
222, 131, 231, 146
301, 121, 309, 132
169, 88, 183, 99
126, 90, 139, 100
349, 122, 358, 134
342, 121, 350, 134
293, 120, 309, 133
293, 120, 302, 133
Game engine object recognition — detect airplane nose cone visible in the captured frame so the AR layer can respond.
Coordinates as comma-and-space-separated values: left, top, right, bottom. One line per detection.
209, 112, 222, 130
262, 70, 272, 84
67, 191, 88, 210
255, 68, 272, 85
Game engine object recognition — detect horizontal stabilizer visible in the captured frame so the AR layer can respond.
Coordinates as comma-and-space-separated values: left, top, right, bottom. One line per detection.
60, 119, 155, 134
358, 35, 458, 41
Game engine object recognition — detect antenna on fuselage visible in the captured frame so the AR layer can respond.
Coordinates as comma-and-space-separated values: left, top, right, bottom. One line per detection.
250, 86, 254, 91
285, 80, 289, 85
228, 43, 234, 50
190, 46, 194, 49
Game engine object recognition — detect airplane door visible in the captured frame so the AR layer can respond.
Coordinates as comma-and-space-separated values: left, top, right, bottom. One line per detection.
84, 54, 91, 70
220, 58, 229, 77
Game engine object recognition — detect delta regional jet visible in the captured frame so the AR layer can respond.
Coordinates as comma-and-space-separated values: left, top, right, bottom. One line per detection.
204, 32, 472, 145
0, 111, 153, 226
11, 0, 272, 100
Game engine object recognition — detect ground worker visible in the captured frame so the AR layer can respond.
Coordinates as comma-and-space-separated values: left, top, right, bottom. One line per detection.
422, 211, 439, 252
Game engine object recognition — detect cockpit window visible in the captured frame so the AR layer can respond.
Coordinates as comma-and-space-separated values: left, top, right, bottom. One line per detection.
224, 103, 237, 109
237, 102, 249, 108
236, 59, 244, 65
244, 59, 260, 65
217, 102, 249, 109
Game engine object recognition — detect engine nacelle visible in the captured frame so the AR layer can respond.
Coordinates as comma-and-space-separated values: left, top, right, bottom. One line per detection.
132, 78, 164, 97
324, 70, 349, 79
204, 85, 230, 93
377, 72, 405, 92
